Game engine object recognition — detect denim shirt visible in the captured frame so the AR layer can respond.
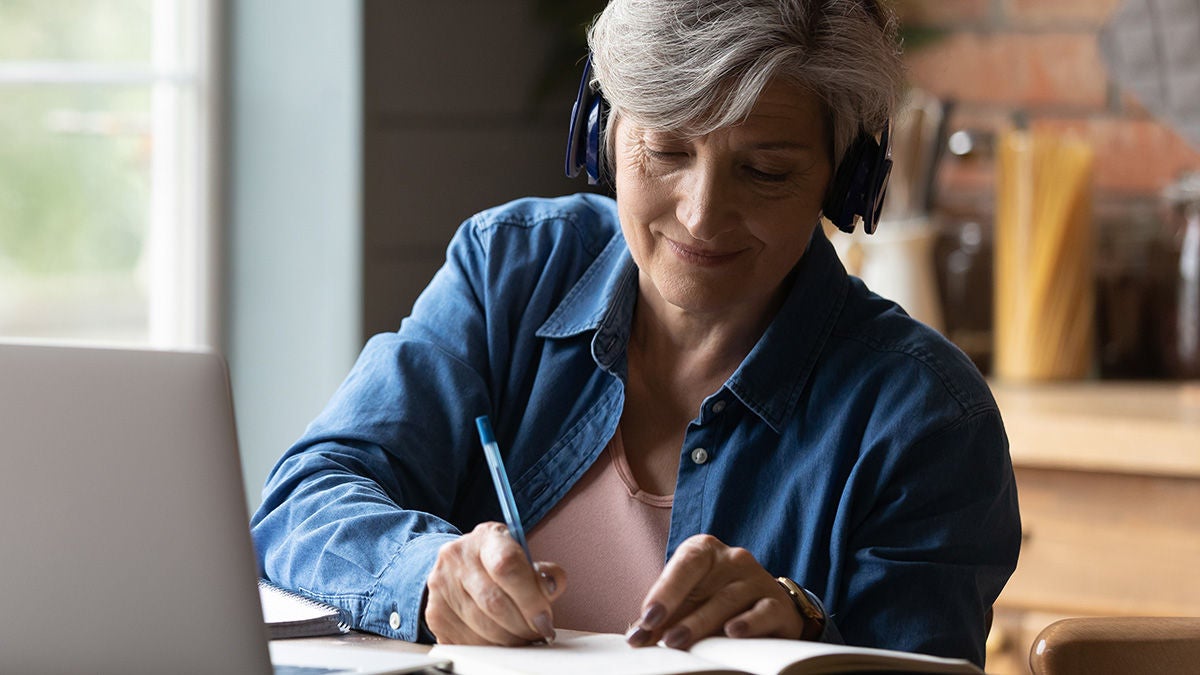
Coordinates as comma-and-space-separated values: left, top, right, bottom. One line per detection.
251, 193, 1020, 667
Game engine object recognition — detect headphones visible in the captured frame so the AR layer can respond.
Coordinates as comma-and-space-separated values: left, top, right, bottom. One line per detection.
564, 56, 893, 235
564, 56, 608, 188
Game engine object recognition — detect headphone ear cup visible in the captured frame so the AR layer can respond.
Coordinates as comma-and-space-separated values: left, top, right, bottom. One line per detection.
823, 125, 892, 235
584, 95, 608, 186
823, 135, 870, 234
566, 55, 610, 187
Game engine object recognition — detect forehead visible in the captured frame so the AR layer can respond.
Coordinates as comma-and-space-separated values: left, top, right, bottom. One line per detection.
627, 79, 829, 145
742, 81, 827, 128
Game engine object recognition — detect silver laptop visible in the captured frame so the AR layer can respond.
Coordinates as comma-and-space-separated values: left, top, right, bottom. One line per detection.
0, 341, 445, 675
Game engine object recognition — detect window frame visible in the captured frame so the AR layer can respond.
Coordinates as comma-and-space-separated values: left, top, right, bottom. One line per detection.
0, 0, 222, 349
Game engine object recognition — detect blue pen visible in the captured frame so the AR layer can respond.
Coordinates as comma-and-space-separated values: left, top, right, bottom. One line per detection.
475, 415, 533, 565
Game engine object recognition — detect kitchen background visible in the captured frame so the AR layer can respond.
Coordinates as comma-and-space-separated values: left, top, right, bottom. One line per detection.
364, 0, 1200, 380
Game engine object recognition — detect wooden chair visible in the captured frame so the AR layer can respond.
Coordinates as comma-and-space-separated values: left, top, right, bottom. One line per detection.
1029, 617, 1200, 675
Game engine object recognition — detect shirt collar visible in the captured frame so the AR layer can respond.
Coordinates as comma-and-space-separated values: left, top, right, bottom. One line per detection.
536, 231, 638, 371
537, 227, 849, 431
725, 229, 849, 433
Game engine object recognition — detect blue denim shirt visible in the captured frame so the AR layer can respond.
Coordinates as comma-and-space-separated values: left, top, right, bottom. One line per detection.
251, 193, 1020, 667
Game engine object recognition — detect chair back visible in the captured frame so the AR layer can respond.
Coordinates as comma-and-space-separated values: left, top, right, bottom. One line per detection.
1030, 617, 1200, 675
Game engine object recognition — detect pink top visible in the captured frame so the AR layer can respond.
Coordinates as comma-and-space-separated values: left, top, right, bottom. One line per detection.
526, 427, 673, 634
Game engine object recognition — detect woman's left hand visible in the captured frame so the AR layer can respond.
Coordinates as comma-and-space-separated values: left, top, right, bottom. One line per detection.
625, 534, 809, 649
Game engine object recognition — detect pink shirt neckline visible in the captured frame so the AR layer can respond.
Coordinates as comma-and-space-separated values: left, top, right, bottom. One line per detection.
526, 427, 673, 633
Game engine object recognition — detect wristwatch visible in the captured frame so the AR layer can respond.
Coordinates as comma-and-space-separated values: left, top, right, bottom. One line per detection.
775, 576, 826, 640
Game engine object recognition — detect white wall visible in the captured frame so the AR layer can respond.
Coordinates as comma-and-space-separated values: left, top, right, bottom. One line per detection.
225, 0, 362, 509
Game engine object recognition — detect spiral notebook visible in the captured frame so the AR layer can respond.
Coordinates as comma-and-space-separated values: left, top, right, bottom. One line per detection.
259, 579, 351, 639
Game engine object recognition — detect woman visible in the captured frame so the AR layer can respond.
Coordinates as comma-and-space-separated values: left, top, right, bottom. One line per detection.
251, 0, 1020, 668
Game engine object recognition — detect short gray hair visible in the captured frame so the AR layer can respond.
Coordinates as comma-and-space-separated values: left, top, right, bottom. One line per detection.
587, 0, 905, 173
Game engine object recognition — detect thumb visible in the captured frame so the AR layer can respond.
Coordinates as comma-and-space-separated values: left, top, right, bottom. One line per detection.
533, 561, 567, 602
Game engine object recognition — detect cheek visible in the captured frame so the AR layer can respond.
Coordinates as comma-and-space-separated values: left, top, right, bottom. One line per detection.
616, 197, 656, 268
754, 214, 819, 263
616, 174, 674, 238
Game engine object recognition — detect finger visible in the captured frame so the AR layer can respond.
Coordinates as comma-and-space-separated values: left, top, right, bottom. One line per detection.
456, 573, 539, 646
427, 541, 531, 645
477, 526, 557, 641
461, 562, 544, 643
659, 578, 757, 650
628, 535, 722, 645
723, 595, 795, 639
424, 593, 488, 645
532, 561, 568, 602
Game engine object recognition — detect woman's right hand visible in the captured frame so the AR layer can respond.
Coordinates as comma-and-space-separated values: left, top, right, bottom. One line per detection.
424, 521, 566, 645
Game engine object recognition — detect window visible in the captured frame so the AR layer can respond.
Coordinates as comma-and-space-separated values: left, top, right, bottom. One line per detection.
0, 0, 218, 347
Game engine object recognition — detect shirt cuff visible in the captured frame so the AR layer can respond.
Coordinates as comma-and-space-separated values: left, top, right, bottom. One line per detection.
803, 588, 843, 644
363, 532, 460, 642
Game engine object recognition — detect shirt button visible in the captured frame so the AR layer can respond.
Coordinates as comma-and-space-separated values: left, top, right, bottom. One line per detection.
690, 447, 709, 465
711, 400, 727, 414
389, 611, 401, 631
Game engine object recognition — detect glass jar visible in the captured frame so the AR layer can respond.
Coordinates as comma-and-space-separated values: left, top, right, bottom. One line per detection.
1094, 202, 1162, 378
1156, 173, 1200, 379
935, 214, 993, 374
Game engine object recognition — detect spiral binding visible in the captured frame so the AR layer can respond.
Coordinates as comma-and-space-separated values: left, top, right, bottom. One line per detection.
258, 578, 351, 636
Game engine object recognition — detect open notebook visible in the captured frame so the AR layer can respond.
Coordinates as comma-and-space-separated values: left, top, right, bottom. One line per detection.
429, 631, 982, 675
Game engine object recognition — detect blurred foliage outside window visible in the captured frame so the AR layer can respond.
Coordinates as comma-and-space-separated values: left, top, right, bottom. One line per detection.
0, 0, 213, 346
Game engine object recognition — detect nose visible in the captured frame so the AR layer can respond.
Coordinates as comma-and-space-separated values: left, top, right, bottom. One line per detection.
675, 163, 737, 242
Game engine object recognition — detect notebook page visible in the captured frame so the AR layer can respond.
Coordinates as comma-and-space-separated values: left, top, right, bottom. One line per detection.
689, 637, 983, 675
430, 632, 744, 675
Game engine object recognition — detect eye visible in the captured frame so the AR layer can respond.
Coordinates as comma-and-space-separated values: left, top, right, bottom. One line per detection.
745, 166, 790, 183
645, 147, 686, 160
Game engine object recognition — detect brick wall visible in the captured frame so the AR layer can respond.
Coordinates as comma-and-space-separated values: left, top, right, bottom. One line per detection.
900, 0, 1200, 199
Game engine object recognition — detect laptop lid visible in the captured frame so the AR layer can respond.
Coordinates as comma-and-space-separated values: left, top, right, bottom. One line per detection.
0, 341, 271, 675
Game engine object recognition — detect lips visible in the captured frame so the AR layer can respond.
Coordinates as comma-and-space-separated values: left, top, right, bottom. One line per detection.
665, 238, 742, 267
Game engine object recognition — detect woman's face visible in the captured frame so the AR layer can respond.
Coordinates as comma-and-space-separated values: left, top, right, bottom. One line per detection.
613, 79, 833, 321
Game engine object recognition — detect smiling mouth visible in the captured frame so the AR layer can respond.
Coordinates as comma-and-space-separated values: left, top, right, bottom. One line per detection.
666, 239, 742, 267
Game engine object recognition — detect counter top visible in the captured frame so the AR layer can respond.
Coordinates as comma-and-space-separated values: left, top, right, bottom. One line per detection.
991, 381, 1200, 478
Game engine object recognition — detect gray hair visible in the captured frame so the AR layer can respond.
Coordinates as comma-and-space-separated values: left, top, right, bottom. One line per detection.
587, 0, 905, 174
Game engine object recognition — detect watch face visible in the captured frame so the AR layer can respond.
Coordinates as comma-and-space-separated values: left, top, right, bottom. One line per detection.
777, 577, 823, 623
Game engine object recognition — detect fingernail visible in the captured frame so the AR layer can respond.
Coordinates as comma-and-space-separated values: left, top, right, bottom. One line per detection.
663, 625, 692, 649
640, 602, 666, 630
626, 626, 652, 647
539, 570, 557, 596
534, 612, 556, 643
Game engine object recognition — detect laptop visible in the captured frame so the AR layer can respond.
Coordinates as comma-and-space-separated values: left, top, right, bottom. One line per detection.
0, 341, 446, 675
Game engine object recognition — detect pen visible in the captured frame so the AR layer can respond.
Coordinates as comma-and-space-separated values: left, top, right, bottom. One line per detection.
475, 415, 533, 565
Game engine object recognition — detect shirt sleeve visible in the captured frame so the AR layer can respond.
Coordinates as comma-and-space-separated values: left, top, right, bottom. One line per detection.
832, 407, 1021, 667
250, 218, 495, 642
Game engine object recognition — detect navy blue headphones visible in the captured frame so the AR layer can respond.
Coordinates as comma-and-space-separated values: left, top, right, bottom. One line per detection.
564, 56, 608, 188
564, 56, 893, 235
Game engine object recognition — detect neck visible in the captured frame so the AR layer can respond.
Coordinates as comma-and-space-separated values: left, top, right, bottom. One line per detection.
627, 272, 787, 392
